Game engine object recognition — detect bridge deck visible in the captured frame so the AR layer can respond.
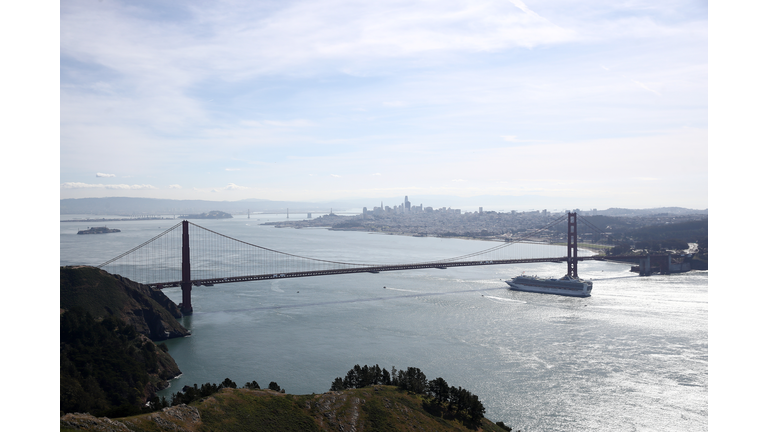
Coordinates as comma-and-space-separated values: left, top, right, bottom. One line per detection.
150, 256, 617, 288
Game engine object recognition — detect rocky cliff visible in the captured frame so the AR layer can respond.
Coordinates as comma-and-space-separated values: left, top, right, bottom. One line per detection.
60, 266, 189, 340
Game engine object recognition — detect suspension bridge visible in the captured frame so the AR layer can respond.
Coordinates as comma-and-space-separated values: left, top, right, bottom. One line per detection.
98, 212, 615, 314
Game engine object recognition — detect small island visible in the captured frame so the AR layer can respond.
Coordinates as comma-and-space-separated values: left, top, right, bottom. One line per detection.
179, 210, 233, 219
77, 226, 121, 234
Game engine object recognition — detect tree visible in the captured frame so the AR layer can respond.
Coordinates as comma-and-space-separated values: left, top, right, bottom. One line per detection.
428, 377, 450, 403
343, 365, 362, 389
220, 378, 237, 389
381, 367, 391, 385
467, 393, 486, 425
330, 377, 344, 391
243, 380, 260, 390
268, 381, 281, 392
397, 367, 428, 394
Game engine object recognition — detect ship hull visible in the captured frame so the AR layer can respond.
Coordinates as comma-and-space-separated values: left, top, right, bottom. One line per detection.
505, 276, 592, 297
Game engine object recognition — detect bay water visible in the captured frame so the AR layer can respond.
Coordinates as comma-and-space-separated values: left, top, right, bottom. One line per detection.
60, 215, 707, 431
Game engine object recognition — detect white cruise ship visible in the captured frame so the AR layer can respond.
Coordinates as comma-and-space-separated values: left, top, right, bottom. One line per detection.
506, 274, 593, 297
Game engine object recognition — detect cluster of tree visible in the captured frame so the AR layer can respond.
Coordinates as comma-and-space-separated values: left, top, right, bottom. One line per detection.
162, 378, 283, 408
60, 308, 164, 417
330, 364, 485, 427
332, 219, 365, 229
627, 219, 707, 243
606, 239, 690, 255
330, 364, 391, 390
168, 378, 239, 406
603, 218, 708, 256
633, 238, 691, 251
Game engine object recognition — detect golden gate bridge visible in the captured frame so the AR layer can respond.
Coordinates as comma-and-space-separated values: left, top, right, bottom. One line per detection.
97, 212, 614, 314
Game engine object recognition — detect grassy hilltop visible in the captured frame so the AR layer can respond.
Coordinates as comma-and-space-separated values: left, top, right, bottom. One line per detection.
61, 385, 515, 432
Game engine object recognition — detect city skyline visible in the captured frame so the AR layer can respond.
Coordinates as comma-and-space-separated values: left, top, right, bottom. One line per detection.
60, 0, 708, 210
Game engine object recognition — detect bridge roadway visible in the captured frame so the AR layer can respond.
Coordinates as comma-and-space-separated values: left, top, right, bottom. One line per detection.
150, 255, 616, 289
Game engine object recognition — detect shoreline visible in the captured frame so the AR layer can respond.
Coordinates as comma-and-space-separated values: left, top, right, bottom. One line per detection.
61, 217, 177, 223
271, 222, 520, 243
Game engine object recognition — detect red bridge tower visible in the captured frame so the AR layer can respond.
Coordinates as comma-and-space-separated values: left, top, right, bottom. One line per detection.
180, 220, 193, 315
567, 212, 578, 278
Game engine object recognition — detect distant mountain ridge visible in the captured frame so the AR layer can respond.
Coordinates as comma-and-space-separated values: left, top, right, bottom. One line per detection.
593, 207, 708, 216
60, 196, 707, 216
60, 197, 325, 215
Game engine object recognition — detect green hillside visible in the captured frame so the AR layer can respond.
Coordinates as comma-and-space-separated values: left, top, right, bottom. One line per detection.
60, 266, 190, 417
60, 307, 182, 417
61, 386, 516, 432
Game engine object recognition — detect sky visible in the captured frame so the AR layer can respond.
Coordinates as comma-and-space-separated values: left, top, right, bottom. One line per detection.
59, 0, 708, 210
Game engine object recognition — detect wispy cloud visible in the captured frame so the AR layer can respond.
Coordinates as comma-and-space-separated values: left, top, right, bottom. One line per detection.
501, 136, 550, 143
600, 63, 662, 96
61, 182, 157, 190
95, 172, 115, 177
169, 184, 182, 189
383, 101, 406, 107
224, 183, 248, 190
60, 0, 577, 95
262, 120, 314, 127
630, 79, 661, 96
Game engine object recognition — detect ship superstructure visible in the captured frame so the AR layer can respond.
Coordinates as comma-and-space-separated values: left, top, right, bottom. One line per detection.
505, 274, 593, 297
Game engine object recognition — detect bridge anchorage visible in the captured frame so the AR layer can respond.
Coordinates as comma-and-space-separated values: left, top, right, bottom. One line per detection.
97, 212, 621, 315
